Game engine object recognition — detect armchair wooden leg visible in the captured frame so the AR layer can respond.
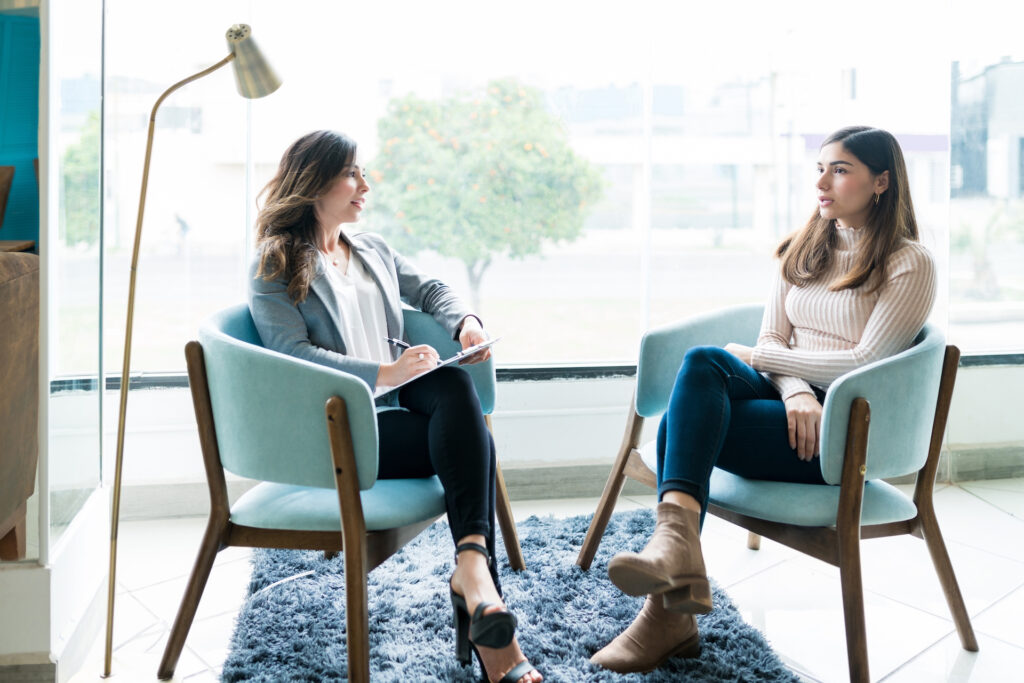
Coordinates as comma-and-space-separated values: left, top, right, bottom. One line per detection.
576, 406, 645, 571
344, 532, 370, 683
157, 515, 228, 680
484, 415, 525, 571
327, 396, 372, 683
495, 459, 525, 571
746, 532, 761, 550
837, 531, 869, 683
836, 397, 870, 683
917, 505, 979, 651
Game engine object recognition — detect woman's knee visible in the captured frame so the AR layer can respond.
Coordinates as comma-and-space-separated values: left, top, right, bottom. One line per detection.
683, 345, 732, 367
432, 365, 473, 388
420, 365, 472, 393
441, 366, 478, 395
678, 345, 732, 380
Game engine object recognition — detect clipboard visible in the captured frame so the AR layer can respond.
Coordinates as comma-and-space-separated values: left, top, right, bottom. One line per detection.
374, 337, 501, 398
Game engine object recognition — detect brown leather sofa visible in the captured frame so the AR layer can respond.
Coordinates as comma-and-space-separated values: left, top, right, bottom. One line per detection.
0, 251, 39, 560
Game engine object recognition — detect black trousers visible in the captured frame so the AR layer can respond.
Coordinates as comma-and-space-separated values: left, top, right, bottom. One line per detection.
376, 366, 501, 592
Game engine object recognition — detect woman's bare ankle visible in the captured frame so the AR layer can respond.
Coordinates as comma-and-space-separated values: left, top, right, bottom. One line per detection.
451, 559, 502, 613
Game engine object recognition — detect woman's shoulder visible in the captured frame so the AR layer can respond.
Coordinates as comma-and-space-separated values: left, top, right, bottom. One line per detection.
350, 231, 390, 249
888, 239, 935, 278
893, 239, 933, 263
247, 249, 267, 279
349, 231, 397, 263
247, 246, 296, 291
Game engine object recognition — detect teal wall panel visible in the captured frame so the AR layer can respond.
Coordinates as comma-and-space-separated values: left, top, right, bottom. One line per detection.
0, 16, 40, 244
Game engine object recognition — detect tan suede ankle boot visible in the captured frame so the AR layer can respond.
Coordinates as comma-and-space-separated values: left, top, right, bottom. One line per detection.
607, 502, 712, 613
590, 595, 701, 673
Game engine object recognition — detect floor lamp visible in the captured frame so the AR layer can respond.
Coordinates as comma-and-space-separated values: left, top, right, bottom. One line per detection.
102, 24, 280, 678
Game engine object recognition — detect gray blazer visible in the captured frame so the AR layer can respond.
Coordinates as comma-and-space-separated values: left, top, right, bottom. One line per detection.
248, 231, 473, 399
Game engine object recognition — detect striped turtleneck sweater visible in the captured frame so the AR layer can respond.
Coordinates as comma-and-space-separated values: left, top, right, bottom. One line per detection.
749, 226, 937, 401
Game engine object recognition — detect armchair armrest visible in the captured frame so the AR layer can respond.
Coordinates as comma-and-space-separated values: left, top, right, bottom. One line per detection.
636, 304, 763, 418
199, 325, 381, 491
819, 324, 945, 485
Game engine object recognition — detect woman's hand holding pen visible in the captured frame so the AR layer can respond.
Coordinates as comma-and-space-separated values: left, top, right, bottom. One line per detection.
458, 316, 491, 365
378, 343, 440, 386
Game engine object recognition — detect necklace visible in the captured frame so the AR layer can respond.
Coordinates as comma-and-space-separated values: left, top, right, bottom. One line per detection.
324, 244, 345, 267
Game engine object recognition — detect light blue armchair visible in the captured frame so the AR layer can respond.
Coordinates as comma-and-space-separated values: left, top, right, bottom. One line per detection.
157, 304, 523, 683
575, 304, 978, 683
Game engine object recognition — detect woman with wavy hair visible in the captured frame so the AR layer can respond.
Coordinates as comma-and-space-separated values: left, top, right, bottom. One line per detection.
591, 126, 936, 673
249, 130, 541, 683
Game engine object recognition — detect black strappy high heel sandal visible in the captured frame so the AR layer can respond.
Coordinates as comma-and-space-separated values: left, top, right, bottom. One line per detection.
469, 645, 535, 683
450, 542, 517, 663
451, 543, 539, 682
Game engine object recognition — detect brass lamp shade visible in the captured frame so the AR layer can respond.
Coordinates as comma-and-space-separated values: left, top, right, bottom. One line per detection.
226, 24, 281, 99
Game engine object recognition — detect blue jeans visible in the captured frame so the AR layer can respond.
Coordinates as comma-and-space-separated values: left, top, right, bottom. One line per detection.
657, 346, 826, 524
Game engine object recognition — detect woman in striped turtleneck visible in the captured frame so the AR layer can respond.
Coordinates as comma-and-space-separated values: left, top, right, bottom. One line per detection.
591, 126, 936, 674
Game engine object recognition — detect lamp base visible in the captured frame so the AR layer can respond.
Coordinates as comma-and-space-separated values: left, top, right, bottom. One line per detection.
68, 651, 184, 683
68, 634, 192, 683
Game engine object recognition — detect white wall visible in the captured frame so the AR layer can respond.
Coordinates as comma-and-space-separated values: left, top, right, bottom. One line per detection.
947, 364, 1024, 447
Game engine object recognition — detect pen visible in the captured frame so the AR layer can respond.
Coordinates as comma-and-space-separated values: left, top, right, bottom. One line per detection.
385, 336, 411, 349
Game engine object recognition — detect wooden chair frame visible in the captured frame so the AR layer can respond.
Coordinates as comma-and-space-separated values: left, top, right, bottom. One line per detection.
0, 502, 28, 560
157, 341, 522, 682
576, 346, 978, 683
0, 165, 14, 229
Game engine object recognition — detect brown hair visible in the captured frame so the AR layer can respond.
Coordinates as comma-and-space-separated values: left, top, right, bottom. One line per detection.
254, 130, 357, 303
776, 126, 918, 292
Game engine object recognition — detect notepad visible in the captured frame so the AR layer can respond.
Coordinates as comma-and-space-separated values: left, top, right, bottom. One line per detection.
374, 337, 501, 397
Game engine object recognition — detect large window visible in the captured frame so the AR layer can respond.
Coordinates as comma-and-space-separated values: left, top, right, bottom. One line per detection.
102, 0, 1022, 375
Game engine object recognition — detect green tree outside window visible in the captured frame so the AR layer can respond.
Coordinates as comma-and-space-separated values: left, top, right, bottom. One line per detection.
367, 78, 605, 312
60, 109, 101, 247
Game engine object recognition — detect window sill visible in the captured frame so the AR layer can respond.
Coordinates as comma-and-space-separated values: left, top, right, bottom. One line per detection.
47, 352, 1023, 392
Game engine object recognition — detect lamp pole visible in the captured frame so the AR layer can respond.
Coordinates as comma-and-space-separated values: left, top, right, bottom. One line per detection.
102, 25, 279, 678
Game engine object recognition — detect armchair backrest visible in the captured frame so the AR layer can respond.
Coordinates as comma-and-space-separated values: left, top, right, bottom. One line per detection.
636, 304, 764, 418
819, 323, 945, 485
199, 305, 380, 490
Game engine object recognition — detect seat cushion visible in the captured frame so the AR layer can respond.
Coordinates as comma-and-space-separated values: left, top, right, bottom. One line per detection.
637, 440, 918, 527
230, 477, 446, 532
708, 468, 918, 527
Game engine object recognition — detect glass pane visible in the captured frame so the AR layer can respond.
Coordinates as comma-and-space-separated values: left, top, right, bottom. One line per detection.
103, 0, 252, 374
49, 0, 103, 546
950, 0, 1024, 352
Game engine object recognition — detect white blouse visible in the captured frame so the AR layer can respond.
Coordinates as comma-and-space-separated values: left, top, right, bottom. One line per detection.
319, 251, 394, 365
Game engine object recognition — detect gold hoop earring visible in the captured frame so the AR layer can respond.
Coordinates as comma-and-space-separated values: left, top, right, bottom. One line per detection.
873, 193, 880, 206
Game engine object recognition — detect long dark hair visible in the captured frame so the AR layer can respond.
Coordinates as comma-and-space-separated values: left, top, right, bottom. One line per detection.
776, 126, 918, 292
255, 130, 357, 303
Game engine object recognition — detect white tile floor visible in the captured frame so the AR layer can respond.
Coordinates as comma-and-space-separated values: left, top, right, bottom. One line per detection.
71, 479, 1024, 682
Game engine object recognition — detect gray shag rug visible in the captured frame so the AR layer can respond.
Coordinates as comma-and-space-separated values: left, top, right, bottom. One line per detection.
222, 509, 798, 682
